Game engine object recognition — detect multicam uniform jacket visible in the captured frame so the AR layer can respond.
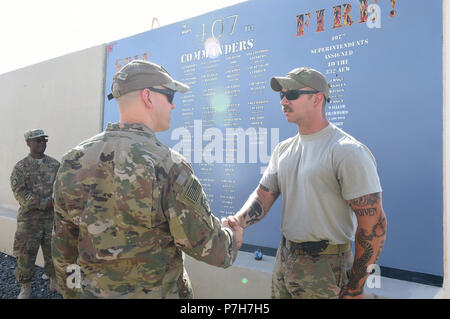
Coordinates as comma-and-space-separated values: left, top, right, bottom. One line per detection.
52, 123, 237, 299
10, 154, 60, 221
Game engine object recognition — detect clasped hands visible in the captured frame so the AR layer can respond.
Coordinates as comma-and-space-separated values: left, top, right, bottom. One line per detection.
221, 215, 244, 250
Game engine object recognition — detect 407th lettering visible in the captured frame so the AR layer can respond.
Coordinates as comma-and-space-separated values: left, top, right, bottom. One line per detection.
197, 15, 239, 42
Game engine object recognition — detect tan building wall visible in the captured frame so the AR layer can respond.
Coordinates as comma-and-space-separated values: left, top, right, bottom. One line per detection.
0, 44, 106, 207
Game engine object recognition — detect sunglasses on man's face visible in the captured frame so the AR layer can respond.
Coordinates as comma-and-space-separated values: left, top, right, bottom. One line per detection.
31, 138, 48, 144
147, 87, 176, 104
280, 90, 319, 101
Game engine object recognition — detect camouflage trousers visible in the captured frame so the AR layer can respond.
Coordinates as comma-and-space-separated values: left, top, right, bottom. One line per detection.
69, 266, 193, 299
272, 240, 353, 299
13, 218, 55, 284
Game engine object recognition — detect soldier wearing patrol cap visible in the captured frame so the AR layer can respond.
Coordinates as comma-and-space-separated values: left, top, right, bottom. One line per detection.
226, 67, 387, 299
51, 60, 244, 299
10, 129, 60, 298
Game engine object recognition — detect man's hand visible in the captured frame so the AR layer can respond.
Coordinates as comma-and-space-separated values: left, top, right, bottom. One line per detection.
221, 217, 244, 250
225, 215, 242, 229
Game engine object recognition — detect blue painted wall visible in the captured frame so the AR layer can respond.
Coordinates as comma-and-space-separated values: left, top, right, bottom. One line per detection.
103, 0, 443, 276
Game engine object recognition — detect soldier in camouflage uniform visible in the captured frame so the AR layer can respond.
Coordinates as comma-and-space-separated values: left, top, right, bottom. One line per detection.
10, 129, 60, 298
51, 60, 243, 299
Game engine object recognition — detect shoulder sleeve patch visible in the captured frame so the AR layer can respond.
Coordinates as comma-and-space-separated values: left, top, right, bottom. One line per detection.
183, 177, 202, 204
175, 172, 188, 187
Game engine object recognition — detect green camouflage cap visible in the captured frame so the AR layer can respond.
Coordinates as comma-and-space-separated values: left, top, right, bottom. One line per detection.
24, 129, 48, 141
107, 60, 190, 100
270, 67, 330, 102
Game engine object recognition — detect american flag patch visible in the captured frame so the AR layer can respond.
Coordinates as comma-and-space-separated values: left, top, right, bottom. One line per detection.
184, 178, 201, 203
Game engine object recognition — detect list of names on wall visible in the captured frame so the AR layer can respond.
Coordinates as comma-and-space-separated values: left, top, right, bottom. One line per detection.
311, 33, 369, 127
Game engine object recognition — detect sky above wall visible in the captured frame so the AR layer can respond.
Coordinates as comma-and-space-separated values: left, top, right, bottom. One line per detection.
0, 0, 246, 75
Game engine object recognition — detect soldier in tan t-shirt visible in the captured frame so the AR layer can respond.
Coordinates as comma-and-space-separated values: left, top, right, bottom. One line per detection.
227, 67, 387, 299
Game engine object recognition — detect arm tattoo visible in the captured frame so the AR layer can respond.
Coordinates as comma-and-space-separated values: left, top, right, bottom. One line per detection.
258, 184, 270, 192
241, 184, 278, 227
258, 184, 280, 199
345, 192, 387, 295
348, 192, 380, 207
353, 208, 376, 216
243, 200, 264, 226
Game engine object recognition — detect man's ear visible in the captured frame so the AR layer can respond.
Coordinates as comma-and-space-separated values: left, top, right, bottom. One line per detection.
314, 93, 324, 107
141, 89, 152, 108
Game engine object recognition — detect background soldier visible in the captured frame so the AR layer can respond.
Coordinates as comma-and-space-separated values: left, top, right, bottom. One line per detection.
52, 60, 243, 298
10, 129, 60, 299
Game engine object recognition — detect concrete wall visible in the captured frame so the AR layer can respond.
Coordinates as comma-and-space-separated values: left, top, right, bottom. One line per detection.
0, 44, 106, 207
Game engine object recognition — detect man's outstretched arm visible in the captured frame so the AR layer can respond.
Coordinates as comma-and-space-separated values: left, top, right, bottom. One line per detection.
229, 184, 280, 229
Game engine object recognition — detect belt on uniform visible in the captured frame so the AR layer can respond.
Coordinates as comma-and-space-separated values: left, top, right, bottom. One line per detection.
282, 236, 350, 256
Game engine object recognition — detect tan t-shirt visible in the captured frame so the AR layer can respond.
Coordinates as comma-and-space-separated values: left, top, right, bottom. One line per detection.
260, 124, 382, 244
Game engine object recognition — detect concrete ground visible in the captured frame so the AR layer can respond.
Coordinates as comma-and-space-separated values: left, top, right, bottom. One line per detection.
364, 276, 442, 299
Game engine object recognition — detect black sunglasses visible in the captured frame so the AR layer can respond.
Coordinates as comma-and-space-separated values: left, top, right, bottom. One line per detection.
147, 87, 175, 104
31, 138, 48, 144
280, 90, 319, 101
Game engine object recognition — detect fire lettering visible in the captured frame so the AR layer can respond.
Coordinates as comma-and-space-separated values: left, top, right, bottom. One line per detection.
359, 0, 369, 23
295, 1, 398, 37
343, 4, 354, 26
316, 9, 325, 32
333, 5, 343, 29
296, 13, 311, 36
389, 0, 397, 17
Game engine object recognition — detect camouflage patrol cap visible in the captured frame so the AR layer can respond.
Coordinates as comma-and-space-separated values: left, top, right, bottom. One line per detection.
24, 129, 48, 141
270, 67, 331, 102
107, 60, 190, 100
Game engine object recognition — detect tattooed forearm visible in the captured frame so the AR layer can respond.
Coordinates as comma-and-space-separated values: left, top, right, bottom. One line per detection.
243, 200, 264, 226
343, 192, 387, 296
347, 227, 376, 291
348, 214, 386, 290
235, 184, 279, 228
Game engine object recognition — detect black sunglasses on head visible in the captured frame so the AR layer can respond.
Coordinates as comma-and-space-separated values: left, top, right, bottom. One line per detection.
280, 90, 319, 101
147, 87, 176, 104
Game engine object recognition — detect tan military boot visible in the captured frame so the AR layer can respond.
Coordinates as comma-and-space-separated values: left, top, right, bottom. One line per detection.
17, 283, 32, 299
